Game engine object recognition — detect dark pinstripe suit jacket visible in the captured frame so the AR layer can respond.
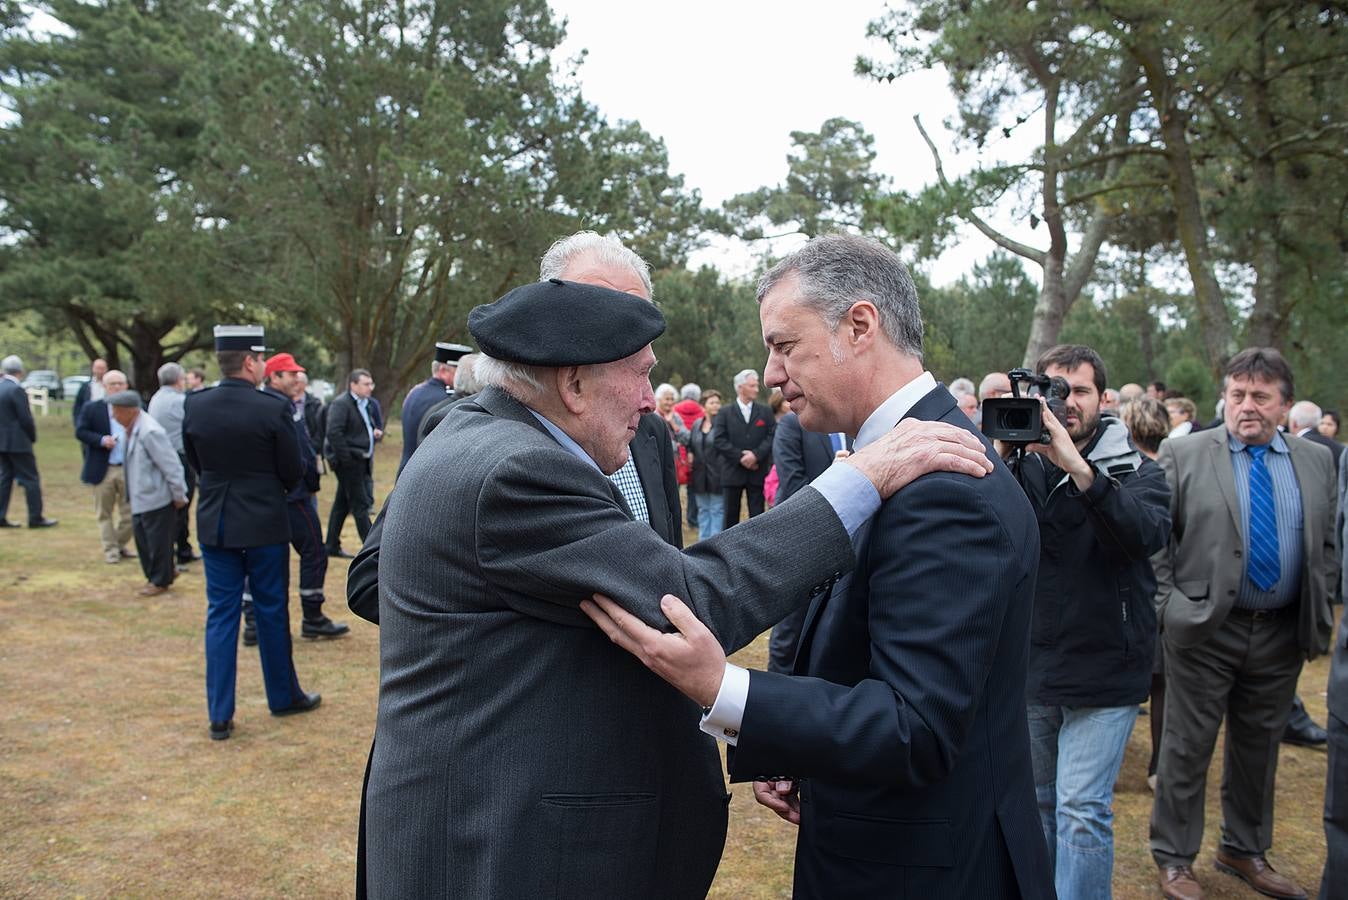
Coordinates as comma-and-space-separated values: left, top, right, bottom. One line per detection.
366, 386, 854, 899
729, 386, 1054, 899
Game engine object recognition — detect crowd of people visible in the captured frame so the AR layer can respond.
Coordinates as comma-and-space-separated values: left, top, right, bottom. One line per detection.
1, 227, 1346, 899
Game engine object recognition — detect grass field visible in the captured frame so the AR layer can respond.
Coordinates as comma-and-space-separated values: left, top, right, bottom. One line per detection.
0, 407, 1334, 897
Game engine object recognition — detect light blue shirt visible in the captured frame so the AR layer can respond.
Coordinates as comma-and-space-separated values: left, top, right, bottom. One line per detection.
1228, 430, 1303, 609
356, 396, 375, 456
107, 405, 126, 466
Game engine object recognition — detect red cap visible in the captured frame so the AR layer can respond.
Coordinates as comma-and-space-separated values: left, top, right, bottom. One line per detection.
264, 352, 305, 377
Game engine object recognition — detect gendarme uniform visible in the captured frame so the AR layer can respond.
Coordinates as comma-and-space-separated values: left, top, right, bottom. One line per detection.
182, 325, 318, 740
397, 341, 472, 475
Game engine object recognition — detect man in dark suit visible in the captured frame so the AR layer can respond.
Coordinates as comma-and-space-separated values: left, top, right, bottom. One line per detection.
585, 233, 1053, 900
396, 342, 470, 476
75, 369, 134, 562
1292, 400, 1344, 468
0, 355, 56, 528
363, 234, 994, 898
183, 326, 320, 741
70, 357, 107, 429
766, 411, 847, 673
324, 368, 382, 558
1150, 348, 1338, 900
713, 368, 774, 528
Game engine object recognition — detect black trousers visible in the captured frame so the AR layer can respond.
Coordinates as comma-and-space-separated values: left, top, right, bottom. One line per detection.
175, 451, 196, 559
288, 494, 327, 612
1324, 708, 1348, 899
0, 450, 43, 522
132, 503, 177, 587
721, 483, 765, 530
326, 459, 373, 551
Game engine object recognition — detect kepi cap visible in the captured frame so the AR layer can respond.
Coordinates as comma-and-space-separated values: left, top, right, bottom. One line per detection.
264, 352, 305, 377
214, 325, 267, 353
468, 279, 664, 367
435, 342, 473, 365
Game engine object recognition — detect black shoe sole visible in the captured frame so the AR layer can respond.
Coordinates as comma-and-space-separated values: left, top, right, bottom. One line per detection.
301, 628, 351, 640
1280, 736, 1327, 748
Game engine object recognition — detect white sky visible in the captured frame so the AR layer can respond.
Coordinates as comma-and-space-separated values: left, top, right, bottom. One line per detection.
549, 0, 1044, 285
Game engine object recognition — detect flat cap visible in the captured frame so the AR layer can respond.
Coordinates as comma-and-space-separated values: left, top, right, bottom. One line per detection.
468, 279, 665, 367
214, 324, 267, 353
108, 390, 141, 408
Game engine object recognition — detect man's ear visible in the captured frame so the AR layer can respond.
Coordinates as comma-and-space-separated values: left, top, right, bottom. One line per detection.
842, 299, 882, 352
556, 365, 587, 415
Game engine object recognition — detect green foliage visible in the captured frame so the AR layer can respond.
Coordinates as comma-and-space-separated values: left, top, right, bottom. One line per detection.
920, 252, 1037, 381
650, 267, 764, 396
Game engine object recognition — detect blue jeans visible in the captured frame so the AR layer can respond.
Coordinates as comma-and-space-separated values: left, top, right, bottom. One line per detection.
1028, 703, 1138, 899
694, 492, 724, 541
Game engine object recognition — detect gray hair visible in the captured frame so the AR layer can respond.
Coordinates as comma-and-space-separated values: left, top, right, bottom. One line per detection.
1289, 400, 1322, 431
473, 354, 548, 403
979, 371, 1009, 399
453, 353, 481, 397
680, 383, 701, 402
733, 369, 758, 390
539, 230, 653, 299
949, 377, 976, 397
757, 233, 923, 359
654, 383, 677, 401
158, 362, 184, 387
1, 355, 22, 375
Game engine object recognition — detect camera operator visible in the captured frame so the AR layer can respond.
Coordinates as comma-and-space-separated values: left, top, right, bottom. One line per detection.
997, 344, 1171, 899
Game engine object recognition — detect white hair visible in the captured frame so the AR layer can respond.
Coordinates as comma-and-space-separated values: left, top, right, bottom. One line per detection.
733, 369, 758, 390
654, 383, 677, 400
978, 371, 1009, 399
539, 231, 653, 298
1, 355, 22, 375
949, 377, 976, 397
680, 383, 701, 402
1288, 400, 1322, 431
473, 354, 548, 403
453, 354, 481, 396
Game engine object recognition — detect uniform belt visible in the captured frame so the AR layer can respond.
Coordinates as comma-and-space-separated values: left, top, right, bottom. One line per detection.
1228, 604, 1294, 621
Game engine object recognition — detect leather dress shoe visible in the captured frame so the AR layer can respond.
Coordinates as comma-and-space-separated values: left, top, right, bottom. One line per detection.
0, 518, 21, 528
177, 551, 201, 563
1214, 853, 1306, 899
302, 616, 351, 639
1160, 865, 1204, 900
326, 547, 354, 559
138, 584, 170, 597
29, 518, 58, 528
1282, 718, 1328, 748
209, 720, 233, 741
272, 692, 321, 717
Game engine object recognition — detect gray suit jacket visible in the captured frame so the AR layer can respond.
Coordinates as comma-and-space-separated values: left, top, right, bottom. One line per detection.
1154, 426, 1338, 658
124, 413, 186, 515
366, 386, 853, 899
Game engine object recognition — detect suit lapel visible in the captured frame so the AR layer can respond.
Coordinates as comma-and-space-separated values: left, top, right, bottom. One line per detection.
1206, 430, 1243, 539
793, 518, 873, 673
629, 420, 667, 539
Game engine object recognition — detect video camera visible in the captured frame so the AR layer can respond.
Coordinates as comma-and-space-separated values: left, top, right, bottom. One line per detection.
981, 368, 1071, 445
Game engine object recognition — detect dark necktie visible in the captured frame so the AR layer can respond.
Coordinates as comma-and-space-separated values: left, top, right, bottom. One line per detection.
1246, 444, 1280, 591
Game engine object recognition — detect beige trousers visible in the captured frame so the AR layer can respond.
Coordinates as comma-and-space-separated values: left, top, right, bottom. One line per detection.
93, 466, 132, 556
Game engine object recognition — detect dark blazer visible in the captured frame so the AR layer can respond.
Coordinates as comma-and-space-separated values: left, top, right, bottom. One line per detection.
182, 379, 303, 548
727, 386, 1053, 900
301, 392, 324, 458
325, 391, 380, 466
262, 386, 319, 498
75, 399, 115, 485
686, 417, 722, 495
0, 378, 37, 454
1153, 427, 1338, 657
397, 378, 451, 474
1302, 428, 1344, 468
71, 378, 95, 426
773, 412, 837, 503
365, 386, 854, 899
712, 400, 775, 486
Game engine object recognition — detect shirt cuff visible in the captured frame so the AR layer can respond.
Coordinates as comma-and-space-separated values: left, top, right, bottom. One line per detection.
811, 461, 881, 538
699, 663, 750, 746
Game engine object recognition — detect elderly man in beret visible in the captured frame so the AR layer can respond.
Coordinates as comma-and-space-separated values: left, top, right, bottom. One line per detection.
364, 243, 995, 898
109, 390, 187, 596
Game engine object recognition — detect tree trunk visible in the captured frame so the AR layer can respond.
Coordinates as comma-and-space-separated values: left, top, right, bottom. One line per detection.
1245, 27, 1285, 348
1023, 255, 1068, 366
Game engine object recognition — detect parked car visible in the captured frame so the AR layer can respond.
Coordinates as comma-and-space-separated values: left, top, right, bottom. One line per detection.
21, 369, 62, 399
63, 375, 90, 399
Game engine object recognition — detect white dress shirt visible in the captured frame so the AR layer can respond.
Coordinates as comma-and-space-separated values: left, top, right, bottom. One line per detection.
701, 371, 937, 745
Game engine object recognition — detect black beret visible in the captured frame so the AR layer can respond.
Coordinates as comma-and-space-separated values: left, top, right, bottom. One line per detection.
468, 279, 665, 367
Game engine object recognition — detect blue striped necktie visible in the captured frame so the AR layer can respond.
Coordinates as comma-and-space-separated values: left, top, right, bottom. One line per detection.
1246, 444, 1280, 591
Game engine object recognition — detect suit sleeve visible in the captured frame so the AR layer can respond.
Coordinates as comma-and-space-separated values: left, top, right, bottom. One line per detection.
326, 399, 350, 464
147, 428, 187, 502
72, 382, 88, 426
17, 389, 37, 444
773, 414, 809, 504
752, 405, 775, 466
729, 475, 1029, 789
347, 499, 389, 624
75, 403, 106, 449
1151, 441, 1183, 620
1065, 457, 1171, 562
475, 446, 853, 653
711, 408, 736, 464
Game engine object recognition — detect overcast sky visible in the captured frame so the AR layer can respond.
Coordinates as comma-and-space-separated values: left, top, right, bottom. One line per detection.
548, 0, 1042, 285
